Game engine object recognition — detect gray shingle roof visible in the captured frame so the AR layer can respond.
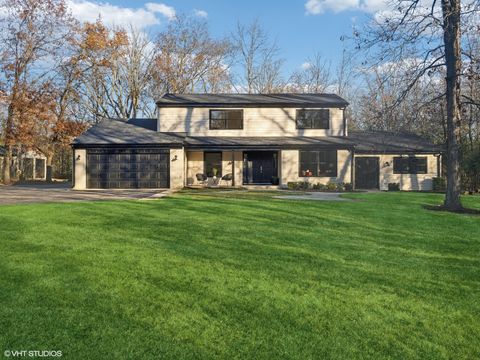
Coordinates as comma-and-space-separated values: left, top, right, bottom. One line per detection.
73, 118, 184, 146
184, 136, 354, 149
72, 118, 441, 154
156, 93, 349, 108
349, 130, 442, 153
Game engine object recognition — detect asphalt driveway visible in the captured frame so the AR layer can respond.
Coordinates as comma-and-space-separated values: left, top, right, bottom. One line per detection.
0, 183, 169, 205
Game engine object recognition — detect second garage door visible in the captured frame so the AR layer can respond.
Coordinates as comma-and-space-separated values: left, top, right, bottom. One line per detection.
86, 148, 170, 189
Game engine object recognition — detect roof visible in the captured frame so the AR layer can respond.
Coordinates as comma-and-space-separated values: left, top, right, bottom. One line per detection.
184, 136, 354, 150
349, 130, 442, 154
73, 118, 184, 147
72, 118, 441, 154
156, 93, 349, 108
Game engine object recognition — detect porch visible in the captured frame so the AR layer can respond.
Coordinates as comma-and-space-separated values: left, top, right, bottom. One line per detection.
184, 149, 353, 188
186, 150, 280, 187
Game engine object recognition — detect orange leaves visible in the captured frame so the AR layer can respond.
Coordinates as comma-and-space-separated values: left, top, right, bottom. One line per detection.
75, 19, 129, 67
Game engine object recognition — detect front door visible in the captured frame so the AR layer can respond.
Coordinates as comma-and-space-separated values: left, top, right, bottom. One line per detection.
355, 157, 380, 189
243, 151, 278, 184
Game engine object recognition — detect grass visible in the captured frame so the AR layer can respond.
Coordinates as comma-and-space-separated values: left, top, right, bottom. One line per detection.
0, 190, 479, 359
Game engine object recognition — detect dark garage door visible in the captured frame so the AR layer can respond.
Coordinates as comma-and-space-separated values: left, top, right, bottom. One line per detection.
86, 148, 170, 189
355, 157, 380, 189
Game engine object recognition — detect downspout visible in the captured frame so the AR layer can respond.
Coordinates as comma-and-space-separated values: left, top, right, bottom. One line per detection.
72, 147, 75, 189
342, 107, 347, 137
231, 150, 235, 187
350, 147, 355, 189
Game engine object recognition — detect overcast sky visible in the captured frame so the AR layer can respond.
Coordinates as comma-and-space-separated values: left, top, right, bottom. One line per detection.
65, 0, 391, 75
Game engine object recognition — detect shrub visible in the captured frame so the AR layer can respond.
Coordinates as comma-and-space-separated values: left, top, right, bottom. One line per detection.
344, 183, 353, 191
432, 177, 446, 192
388, 183, 400, 191
287, 181, 310, 190
326, 182, 337, 191
335, 182, 345, 191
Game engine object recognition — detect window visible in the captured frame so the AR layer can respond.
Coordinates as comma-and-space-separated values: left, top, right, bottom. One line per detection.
393, 156, 428, 174
299, 150, 337, 177
296, 109, 330, 129
204, 152, 222, 177
209, 110, 243, 130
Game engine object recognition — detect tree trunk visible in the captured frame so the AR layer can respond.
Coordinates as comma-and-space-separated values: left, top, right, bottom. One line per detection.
2, 145, 12, 184
442, 0, 463, 211
46, 154, 53, 182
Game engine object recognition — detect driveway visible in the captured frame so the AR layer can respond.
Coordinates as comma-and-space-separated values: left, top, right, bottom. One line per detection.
0, 183, 169, 205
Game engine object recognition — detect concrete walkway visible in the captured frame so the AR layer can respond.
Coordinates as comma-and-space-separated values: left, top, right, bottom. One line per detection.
0, 183, 169, 205
274, 192, 351, 201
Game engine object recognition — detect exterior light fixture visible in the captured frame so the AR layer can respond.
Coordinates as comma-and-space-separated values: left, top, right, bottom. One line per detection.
384, 161, 390, 167
172, 155, 178, 161
76, 155, 81, 161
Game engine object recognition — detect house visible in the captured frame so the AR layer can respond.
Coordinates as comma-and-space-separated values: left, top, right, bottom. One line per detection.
0, 146, 47, 181
72, 94, 442, 191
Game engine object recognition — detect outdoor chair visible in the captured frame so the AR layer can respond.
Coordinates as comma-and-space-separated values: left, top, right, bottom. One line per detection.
196, 173, 208, 186
220, 173, 233, 186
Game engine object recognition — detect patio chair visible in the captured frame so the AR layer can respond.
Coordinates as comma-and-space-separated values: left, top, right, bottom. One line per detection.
196, 173, 208, 186
220, 173, 233, 186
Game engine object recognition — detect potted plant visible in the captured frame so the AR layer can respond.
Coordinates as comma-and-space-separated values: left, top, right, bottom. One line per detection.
271, 176, 279, 185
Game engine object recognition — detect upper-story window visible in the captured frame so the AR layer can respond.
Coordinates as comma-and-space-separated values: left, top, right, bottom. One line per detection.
209, 110, 243, 130
296, 109, 330, 129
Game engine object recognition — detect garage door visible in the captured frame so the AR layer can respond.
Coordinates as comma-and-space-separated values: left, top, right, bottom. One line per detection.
86, 148, 170, 189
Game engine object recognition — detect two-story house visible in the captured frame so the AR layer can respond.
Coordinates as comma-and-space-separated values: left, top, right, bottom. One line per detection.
72, 93, 442, 191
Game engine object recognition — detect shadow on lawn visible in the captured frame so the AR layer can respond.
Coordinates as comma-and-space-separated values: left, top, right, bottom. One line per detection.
423, 204, 480, 215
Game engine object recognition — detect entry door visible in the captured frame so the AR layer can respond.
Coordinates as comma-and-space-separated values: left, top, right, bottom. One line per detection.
355, 157, 380, 189
243, 152, 277, 184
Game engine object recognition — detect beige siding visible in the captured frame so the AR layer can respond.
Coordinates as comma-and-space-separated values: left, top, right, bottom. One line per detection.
158, 107, 345, 136
355, 154, 438, 191
170, 148, 185, 189
186, 150, 243, 186
73, 149, 86, 190
280, 149, 353, 186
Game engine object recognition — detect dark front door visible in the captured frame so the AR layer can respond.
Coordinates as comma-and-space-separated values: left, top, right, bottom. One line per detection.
86, 148, 170, 189
243, 151, 278, 184
355, 157, 380, 189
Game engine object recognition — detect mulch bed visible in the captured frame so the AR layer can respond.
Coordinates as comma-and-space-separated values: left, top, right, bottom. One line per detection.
423, 204, 480, 215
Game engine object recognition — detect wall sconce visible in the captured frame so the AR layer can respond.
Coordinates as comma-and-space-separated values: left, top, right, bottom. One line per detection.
76, 155, 81, 161
172, 155, 178, 161
383, 161, 390, 167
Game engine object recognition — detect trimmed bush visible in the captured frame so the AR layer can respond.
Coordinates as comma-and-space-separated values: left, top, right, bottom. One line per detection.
344, 183, 353, 191
432, 177, 446, 192
388, 183, 400, 191
326, 182, 337, 191
287, 181, 310, 190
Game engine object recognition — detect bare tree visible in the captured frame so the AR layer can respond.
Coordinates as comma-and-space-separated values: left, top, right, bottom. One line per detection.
354, 0, 479, 211
286, 53, 332, 93
231, 19, 284, 93
151, 15, 232, 95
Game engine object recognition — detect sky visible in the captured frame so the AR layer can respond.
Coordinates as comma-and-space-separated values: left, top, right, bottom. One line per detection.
65, 0, 390, 76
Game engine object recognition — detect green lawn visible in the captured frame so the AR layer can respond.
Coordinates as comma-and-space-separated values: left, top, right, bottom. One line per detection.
0, 191, 479, 359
